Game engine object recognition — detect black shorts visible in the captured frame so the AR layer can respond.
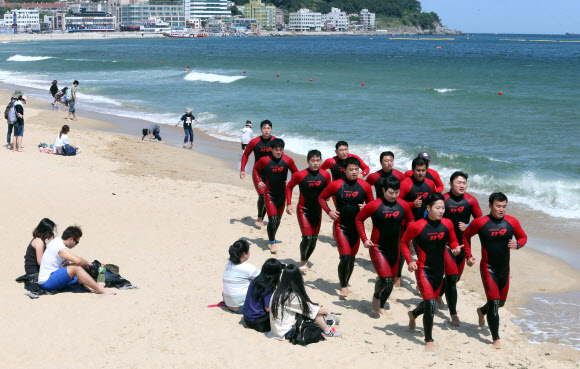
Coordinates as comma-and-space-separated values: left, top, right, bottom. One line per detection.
242, 143, 248, 150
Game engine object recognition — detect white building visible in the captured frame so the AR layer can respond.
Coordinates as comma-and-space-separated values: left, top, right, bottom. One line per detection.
3, 10, 40, 32
183, 0, 230, 21
288, 8, 321, 32
360, 8, 375, 31
64, 14, 116, 32
321, 7, 348, 31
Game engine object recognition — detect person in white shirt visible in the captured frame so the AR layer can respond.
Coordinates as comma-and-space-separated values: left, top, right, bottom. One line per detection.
222, 239, 259, 313
38, 225, 116, 295
268, 264, 341, 339
54, 125, 79, 155
240, 121, 254, 152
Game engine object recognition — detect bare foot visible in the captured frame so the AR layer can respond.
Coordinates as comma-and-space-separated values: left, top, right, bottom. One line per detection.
159, 141, 164, 144
477, 307, 485, 327
339, 287, 349, 298
492, 339, 501, 349
437, 296, 444, 309
183, 144, 187, 148
269, 243, 277, 254
450, 314, 461, 326
255, 219, 264, 227
394, 277, 401, 288
99, 289, 117, 295
408, 311, 416, 331
425, 342, 435, 351
379, 308, 391, 316
192, 143, 196, 147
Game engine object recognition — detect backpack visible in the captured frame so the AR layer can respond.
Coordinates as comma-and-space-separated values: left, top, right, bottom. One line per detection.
65, 88, 72, 100
7, 104, 17, 123
4, 101, 14, 121
288, 314, 325, 346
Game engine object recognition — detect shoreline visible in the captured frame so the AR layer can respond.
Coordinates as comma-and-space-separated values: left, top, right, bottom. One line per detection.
2, 90, 579, 367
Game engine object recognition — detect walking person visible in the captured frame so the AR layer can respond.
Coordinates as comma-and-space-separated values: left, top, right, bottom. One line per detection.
241, 121, 253, 152
5, 89, 21, 149
49, 80, 59, 109
176, 107, 199, 148
12, 95, 27, 152
66, 80, 79, 121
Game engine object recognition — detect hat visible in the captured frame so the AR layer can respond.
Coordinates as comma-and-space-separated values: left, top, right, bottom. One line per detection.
418, 151, 431, 160
21, 95, 27, 103
246, 122, 252, 126
12, 89, 22, 99
185, 107, 193, 113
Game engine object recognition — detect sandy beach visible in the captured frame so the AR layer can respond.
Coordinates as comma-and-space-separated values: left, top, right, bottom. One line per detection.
2, 90, 579, 368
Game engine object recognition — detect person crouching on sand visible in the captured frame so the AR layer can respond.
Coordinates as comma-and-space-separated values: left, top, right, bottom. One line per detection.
176, 107, 199, 148
142, 124, 163, 143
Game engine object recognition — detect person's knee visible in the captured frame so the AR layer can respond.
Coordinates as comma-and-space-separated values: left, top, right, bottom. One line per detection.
491, 299, 500, 315
339, 254, 351, 264
385, 276, 394, 289
447, 274, 458, 287
426, 298, 437, 316
498, 300, 505, 308
303, 235, 314, 244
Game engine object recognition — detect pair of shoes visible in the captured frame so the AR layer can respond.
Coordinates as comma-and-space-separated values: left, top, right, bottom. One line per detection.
38, 142, 48, 148
322, 326, 342, 338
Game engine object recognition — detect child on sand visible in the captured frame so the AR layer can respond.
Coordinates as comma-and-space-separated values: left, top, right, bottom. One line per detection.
176, 107, 199, 148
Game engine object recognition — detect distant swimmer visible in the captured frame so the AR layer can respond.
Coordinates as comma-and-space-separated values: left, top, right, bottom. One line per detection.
241, 121, 254, 152
286, 149, 330, 271
405, 152, 444, 192
319, 157, 373, 297
463, 192, 527, 349
240, 120, 275, 227
141, 124, 163, 143
355, 176, 414, 316
321, 141, 370, 181
439, 171, 483, 326
252, 138, 298, 253
366, 150, 406, 199
401, 193, 461, 350
185, 66, 190, 71
396, 157, 436, 287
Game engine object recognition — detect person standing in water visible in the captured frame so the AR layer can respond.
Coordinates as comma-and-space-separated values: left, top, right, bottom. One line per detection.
176, 107, 199, 148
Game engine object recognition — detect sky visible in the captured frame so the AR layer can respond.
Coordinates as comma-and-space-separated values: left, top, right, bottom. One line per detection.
419, 0, 579, 35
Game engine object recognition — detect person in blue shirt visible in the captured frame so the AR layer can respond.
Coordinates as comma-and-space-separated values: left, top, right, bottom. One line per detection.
176, 107, 199, 148
242, 258, 283, 332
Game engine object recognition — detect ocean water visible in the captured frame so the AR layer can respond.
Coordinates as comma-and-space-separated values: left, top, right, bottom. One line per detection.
0, 34, 579, 350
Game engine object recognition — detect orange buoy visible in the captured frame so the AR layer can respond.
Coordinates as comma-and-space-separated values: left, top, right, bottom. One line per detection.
122, 56, 125, 58
147, 60, 149, 62
277, 74, 280, 77
160, 62, 163, 64
134, 58, 136, 61
309, 79, 312, 82
437, 46, 441, 49
170, 64, 173, 66
426, 87, 430, 90
101, 54, 103, 56
499, 91, 503, 95
361, 83, 365, 86
243, 70, 246, 73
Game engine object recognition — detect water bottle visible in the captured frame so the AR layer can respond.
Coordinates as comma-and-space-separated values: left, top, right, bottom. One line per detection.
97, 264, 106, 288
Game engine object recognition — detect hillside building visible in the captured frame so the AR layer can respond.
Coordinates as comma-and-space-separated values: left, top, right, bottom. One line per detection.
360, 8, 375, 31
321, 7, 348, 31
288, 8, 321, 32
242, 0, 276, 29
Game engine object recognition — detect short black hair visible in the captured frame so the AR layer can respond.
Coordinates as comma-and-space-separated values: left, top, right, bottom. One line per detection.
380, 151, 395, 161
342, 156, 360, 169
335, 141, 348, 150
489, 192, 508, 206
62, 225, 82, 242
412, 157, 428, 170
271, 138, 285, 149
246, 120, 251, 124
228, 239, 250, 265
450, 171, 468, 183
381, 176, 400, 192
260, 120, 272, 128
425, 193, 445, 208
142, 128, 149, 136
307, 149, 321, 161
73, 80, 79, 85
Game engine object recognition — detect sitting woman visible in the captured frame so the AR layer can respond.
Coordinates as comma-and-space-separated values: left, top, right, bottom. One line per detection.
268, 264, 342, 340
24, 218, 57, 275
242, 258, 283, 332
54, 125, 79, 155
222, 239, 259, 313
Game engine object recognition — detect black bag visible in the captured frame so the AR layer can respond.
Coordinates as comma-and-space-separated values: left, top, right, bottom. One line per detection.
288, 314, 325, 346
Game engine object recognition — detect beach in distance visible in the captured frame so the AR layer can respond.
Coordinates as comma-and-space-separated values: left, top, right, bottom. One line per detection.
1, 33, 579, 367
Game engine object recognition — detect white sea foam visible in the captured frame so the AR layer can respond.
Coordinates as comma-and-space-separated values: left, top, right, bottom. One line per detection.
184, 71, 245, 84
76, 92, 123, 106
7, 55, 54, 62
65, 58, 89, 61
434, 88, 458, 93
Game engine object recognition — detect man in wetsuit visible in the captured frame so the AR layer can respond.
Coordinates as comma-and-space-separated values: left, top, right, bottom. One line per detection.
319, 157, 373, 298
240, 120, 275, 227
463, 192, 527, 349
404, 152, 444, 192
286, 149, 331, 272
356, 176, 414, 316
438, 171, 483, 326
366, 151, 406, 199
321, 140, 370, 181
396, 157, 436, 287
401, 193, 461, 350
253, 138, 298, 253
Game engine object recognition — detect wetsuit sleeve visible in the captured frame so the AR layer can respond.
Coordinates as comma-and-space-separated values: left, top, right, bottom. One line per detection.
444, 219, 460, 248
393, 169, 406, 182
507, 216, 528, 249
241, 137, 258, 172
399, 199, 415, 226
404, 170, 412, 178
398, 179, 415, 208
354, 155, 370, 177
287, 157, 299, 174
320, 158, 333, 171
321, 170, 331, 185
401, 222, 422, 264
252, 157, 268, 184
431, 169, 444, 192
355, 200, 380, 243
467, 194, 484, 219
286, 171, 304, 206
366, 172, 379, 186
362, 181, 374, 204
425, 178, 436, 192
319, 181, 340, 214
462, 217, 486, 259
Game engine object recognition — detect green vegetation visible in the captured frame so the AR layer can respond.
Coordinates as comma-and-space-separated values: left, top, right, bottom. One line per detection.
233, 0, 441, 29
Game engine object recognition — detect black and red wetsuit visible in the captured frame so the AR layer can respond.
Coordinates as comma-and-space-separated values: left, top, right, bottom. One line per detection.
462, 214, 527, 341
253, 154, 298, 242
401, 217, 459, 343
240, 135, 275, 218
319, 178, 373, 288
365, 168, 406, 199
286, 168, 331, 261
321, 154, 370, 182
355, 197, 414, 308
405, 168, 444, 193
399, 176, 436, 221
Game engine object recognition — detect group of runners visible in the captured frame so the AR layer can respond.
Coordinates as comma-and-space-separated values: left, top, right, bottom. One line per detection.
239, 120, 528, 350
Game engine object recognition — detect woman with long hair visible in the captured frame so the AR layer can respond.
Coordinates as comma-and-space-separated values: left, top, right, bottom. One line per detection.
242, 258, 283, 332
24, 218, 57, 275
268, 264, 341, 339
222, 239, 259, 313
